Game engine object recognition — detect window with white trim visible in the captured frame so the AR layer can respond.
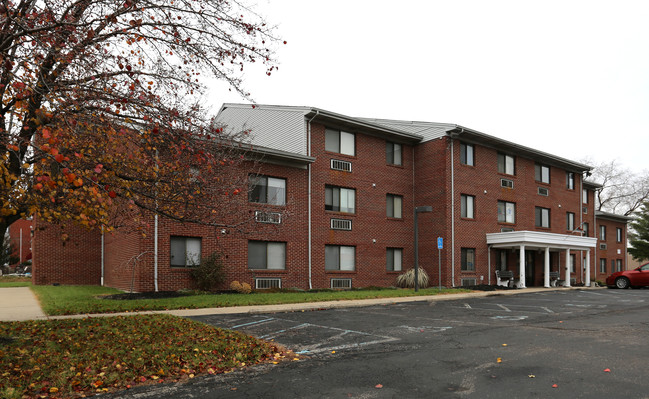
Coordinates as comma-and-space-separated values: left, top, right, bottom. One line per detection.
248, 241, 286, 270
599, 225, 606, 241
170, 236, 202, 267
325, 185, 356, 214
535, 207, 550, 228
325, 245, 355, 271
249, 175, 286, 205
497, 201, 516, 223
583, 189, 589, 204
386, 142, 402, 166
386, 194, 403, 218
498, 153, 515, 175
461, 194, 475, 219
616, 227, 623, 243
600, 258, 606, 274
386, 248, 403, 272
616, 259, 623, 272
325, 128, 355, 156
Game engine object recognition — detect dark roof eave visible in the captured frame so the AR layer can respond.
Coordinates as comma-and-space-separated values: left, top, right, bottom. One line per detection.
595, 210, 633, 222
305, 108, 424, 143
448, 126, 592, 172
249, 144, 315, 164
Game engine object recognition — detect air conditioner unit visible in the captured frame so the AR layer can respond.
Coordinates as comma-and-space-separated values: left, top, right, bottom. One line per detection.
501, 179, 514, 189
331, 278, 352, 289
330, 218, 352, 231
255, 211, 282, 224
255, 278, 282, 290
330, 159, 352, 172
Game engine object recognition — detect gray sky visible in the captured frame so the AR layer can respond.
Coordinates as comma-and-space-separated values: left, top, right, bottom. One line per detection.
208, 0, 649, 173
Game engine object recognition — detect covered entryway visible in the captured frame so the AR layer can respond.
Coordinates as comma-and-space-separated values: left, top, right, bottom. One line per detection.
486, 231, 597, 288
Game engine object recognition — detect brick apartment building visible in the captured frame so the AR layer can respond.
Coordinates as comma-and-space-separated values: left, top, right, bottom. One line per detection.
31, 103, 630, 291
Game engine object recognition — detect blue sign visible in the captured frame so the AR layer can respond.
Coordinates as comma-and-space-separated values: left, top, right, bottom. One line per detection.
437, 237, 443, 249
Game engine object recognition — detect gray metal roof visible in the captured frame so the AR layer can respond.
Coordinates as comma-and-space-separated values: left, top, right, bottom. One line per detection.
216, 103, 593, 173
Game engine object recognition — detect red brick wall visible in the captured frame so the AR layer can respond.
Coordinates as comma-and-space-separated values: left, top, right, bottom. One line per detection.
594, 218, 627, 282
32, 219, 102, 285
8, 218, 33, 264
310, 123, 416, 289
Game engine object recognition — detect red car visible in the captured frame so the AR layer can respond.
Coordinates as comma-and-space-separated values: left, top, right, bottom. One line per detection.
606, 263, 649, 289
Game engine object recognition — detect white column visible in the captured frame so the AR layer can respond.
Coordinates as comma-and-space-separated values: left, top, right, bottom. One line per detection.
565, 249, 571, 287
519, 245, 526, 288
544, 247, 550, 288
585, 249, 591, 287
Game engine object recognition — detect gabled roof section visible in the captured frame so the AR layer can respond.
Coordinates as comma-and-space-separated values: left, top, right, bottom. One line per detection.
596, 210, 633, 223
216, 104, 423, 158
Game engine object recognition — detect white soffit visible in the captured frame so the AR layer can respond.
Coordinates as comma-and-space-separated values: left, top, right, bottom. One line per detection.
486, 231, 597, 250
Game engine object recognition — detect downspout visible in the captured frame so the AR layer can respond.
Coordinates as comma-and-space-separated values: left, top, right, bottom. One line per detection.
306, 110, 319, 290
450, 131, 460, 287
101, 226, 105, 286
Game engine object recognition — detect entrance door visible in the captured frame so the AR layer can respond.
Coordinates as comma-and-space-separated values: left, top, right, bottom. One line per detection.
525, 252, 536, 287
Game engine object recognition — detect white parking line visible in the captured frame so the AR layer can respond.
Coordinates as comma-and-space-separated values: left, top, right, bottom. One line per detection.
497, 304, 511, 312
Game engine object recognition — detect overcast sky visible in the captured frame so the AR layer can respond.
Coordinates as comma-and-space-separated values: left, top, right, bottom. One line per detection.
208, 0, 649, 174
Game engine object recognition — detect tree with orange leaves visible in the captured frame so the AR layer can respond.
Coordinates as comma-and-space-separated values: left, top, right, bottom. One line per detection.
0, 0, 283, 247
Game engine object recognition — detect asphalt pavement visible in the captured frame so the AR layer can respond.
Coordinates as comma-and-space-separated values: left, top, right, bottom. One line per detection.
103, 288, 649, 399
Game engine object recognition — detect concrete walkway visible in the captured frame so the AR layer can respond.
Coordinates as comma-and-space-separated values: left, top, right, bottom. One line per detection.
0, 285, 596, 322
0, 286, 47, 321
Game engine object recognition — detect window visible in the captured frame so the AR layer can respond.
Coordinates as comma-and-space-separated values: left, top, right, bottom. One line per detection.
535, 164, 550, 184
617, 228, 623, 243
461, 194, 475, 219
249, 175, 286, 205
248, 241, 286, 270
497, 201, 516, 223
599, 225, 606, 241
497, 153, 515, 175
325, 245, 355, 271
611, 259, 615, 272
170, 236, 201, 267
616, 259, 623, 272
570, 254, 576, 273
600, 258, 606, 274
460, 143, 474, 166
461, 248, 475, 271
583, 222, 589, 237
386, 248, 403, 271
566, 212, 575, 231
566, 172, 575, 190
535, 207, 550, 228
325, 128, 355, 156
386, 194, 403, 218
386, 142, 402, 166
583, 189, 589, 204
325, 185, 356, 214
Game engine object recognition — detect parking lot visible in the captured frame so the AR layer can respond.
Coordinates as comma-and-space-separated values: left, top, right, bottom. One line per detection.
110, 289, 649, 398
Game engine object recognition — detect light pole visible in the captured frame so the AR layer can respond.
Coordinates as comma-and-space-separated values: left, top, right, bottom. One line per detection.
414, 206, 433, 292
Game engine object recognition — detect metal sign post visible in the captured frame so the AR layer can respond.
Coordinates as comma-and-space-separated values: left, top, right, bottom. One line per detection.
437, 237, 443, 289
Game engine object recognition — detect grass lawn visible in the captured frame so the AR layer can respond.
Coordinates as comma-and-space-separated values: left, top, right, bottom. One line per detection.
0, 276, 31, 288
0, 314, 292, 398
31, 285, 470, 316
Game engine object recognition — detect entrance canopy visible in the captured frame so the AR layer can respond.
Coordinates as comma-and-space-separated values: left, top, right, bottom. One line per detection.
486, 231, 597, 288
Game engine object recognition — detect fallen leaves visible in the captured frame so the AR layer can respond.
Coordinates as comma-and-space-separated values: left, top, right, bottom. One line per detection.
0, 314, 286, 398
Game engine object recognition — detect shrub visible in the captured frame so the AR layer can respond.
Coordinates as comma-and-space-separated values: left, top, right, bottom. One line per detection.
190, 252, 225, 292
230, 280, 252, 294
395, 268, 429, 288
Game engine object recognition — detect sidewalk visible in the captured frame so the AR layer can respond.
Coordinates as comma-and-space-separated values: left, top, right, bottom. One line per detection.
0, 285, 594, 322
0, 286, 47, 321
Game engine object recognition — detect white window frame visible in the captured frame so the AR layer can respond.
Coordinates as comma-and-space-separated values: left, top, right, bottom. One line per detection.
566, 212, 575, 231
170, 236, 202, 267
616, 227, 623, 243
566, 172, 575, 190
600, 258, 606, 274
600, 225, 606, 241
325, 245, 355, 271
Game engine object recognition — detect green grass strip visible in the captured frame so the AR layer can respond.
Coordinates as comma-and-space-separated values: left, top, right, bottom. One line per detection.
31, 285, 470, 316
